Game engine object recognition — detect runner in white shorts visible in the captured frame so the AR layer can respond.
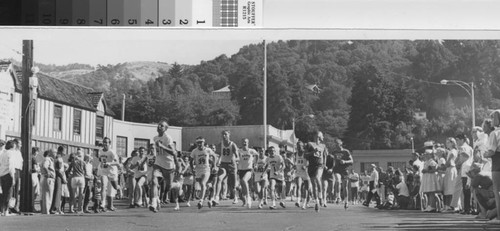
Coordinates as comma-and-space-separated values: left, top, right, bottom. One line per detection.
254, 148, 269, 209
190, 137, 215, 209
294, 141, 311, 209
98, 137, 120, 211
265, 146, 286, 210
238, 138, 257, 208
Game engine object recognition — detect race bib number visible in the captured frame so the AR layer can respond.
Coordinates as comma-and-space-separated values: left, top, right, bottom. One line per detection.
223, 148, 230, 156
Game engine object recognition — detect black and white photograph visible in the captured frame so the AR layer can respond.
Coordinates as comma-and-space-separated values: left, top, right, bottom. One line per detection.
1, 0, 500, 230
2, 34, 500, 230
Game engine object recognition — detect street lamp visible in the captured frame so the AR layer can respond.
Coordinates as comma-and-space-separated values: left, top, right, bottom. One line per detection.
440, 79, 475, 127
292, 114, 315, 151
440, 79, 475, 147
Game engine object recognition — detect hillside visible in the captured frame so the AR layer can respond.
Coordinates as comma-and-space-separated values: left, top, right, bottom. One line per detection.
41, 61, 172, 84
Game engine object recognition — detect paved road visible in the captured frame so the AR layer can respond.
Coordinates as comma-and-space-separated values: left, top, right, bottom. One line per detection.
2, 200, 500, 231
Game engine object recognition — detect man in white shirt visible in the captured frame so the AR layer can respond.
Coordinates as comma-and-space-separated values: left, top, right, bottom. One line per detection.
473, 126, 491, 171
149, 120, 178, 213
363, 164, 380, 207
456, 134, 473, 214
10, 139, 23, 213
395, 176, 410, 209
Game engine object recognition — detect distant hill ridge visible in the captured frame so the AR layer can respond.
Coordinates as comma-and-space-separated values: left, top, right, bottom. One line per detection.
38, 61, 172, 83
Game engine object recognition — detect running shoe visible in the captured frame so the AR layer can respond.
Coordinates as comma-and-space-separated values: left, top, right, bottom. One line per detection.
295, 202, 300, 208
315, 203, 320, 212
247, 198, 252, 209
174, 204, 180, 211
149, 206, 157, 213
279, 202, 286, 208
107, 206, 116, 212
197, 201, 203, 209
129, 204, 135, 208
186, 201, 191, 207
258, 203, 263, 209
212, 201, 219, 207
269, 205, 277, 210
302, 203, 307, 210
208, 201, 212, 208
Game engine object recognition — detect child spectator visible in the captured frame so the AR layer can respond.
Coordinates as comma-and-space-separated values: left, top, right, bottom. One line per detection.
395, 175, 410, 209
83, 154, 93, 213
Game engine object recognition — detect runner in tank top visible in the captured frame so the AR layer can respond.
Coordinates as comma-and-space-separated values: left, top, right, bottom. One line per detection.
149, 120, 178, 213
238, 138, 257, 208
331, 138, 353, 208
205, 144, 220, 208
99, 137, 120, 211
216, 130, 239, 204
254, 148, 269, 209
305, 131, 328, 212
190, 137, 215, 209
294, 141, 312, 210
265, 146, 286, 209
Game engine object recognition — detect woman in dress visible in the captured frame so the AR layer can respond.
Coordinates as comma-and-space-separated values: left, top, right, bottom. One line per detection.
443, 137, 459, 213
421, 149, 440, 212
484, 110, 500, 224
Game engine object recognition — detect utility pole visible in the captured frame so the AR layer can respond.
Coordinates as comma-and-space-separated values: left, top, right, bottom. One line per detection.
20, 40, 34, 212
263, 40, 267, 150
122, 94, 125, 121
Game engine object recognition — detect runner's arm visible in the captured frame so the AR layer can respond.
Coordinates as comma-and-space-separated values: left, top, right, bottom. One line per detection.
341, 150, 353, 165
232, 143, 239, 161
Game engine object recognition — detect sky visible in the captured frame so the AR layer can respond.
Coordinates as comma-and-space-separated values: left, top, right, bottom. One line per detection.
1, 0, 500, 66
0, 39, 259, 66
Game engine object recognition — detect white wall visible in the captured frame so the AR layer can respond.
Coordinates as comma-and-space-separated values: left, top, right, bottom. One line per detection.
0, 68, 17, 139
113, 120, 183, 157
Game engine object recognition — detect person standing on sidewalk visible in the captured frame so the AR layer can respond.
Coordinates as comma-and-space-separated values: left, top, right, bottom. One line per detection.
0, 140, 16, 216
40, 149, 56, 215
363, 164, 380, 208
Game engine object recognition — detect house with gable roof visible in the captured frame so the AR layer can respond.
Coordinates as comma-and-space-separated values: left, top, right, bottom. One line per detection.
0, 61, 115, 156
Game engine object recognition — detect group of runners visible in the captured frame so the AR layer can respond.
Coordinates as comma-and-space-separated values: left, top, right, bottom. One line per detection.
108, 120, 354, 213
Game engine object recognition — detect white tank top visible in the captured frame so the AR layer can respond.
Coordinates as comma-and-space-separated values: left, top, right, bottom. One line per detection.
220, 141, 236, 163
238, 148, 256, 170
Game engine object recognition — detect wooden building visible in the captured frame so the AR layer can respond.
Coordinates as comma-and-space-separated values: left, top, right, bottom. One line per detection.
0, 61, 115, 155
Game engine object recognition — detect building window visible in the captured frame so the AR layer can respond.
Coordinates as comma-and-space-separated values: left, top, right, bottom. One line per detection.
116, 136, 128, 158
53, 105, 62, 131
73, 109, 82, 135
134, 138, 150, 150
360, 162, 379, 173
388, 162, 407, 171
96, 116, 104, 139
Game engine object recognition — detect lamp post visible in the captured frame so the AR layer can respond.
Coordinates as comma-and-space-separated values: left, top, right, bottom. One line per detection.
410, 137, 414, 153
292, 114, 315, 152
440, 79, 475, 146
440, 79, 475, 127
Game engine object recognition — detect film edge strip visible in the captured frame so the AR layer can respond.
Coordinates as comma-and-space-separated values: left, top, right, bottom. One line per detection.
2, 0, 262, 27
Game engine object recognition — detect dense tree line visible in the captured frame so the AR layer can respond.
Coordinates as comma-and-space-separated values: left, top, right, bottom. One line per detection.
43, 40, 500, 150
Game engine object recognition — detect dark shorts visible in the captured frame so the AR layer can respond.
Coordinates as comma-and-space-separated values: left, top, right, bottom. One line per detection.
322, 170, 334, 181
333, 168, 349, 178
153, 165, 175, 190
308, 165, 323, 178
220, 162, 236, 175
208, 173, 217, 182
238, 169, 252, 179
